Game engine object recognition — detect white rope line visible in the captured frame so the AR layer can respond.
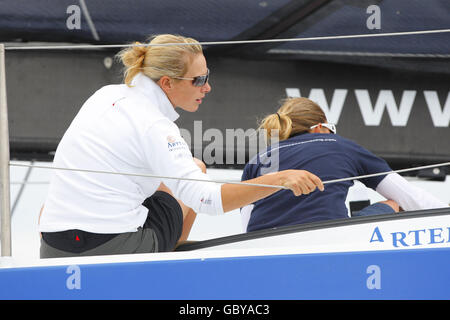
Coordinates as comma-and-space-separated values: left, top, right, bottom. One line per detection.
322, 162, 450, 185
268, 48, 450, 58
10, 181, 49, 185
4, 28, 450, 50
8, 162, 289, 189
78, 0, 100, 41
8, 161, 450, 189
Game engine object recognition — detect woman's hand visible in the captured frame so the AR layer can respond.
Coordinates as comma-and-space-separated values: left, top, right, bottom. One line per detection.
278, 169, 324, 196
221, 169, 324, 213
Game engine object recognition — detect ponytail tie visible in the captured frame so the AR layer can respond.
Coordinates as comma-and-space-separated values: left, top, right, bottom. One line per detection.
276, 112, 281, 121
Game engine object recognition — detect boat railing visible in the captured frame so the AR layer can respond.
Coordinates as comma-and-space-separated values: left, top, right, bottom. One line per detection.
175, 207, 450, 251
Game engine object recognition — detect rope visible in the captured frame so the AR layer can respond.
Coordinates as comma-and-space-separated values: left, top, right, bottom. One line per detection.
268, 49, 450, 58
4, 28, 450, 50
8, 162, 289, 189
9, 161, 450, 190
322, 162, 450, 185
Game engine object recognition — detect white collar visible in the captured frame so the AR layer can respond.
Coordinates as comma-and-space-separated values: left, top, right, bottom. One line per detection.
131, 72, 180, 122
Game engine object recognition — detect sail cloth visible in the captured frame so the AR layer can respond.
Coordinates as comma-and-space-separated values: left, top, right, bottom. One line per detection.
1, 0, 449, 56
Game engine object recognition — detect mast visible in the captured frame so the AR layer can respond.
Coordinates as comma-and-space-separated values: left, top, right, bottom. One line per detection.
0, 43, 12, 257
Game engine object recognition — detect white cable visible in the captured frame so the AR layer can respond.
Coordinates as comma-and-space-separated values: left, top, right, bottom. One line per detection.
268, 48, 450, 58
8, 162, 289, 189
10, 181, 49, 185
322, 162, 450, 185
4, 28, 450, 50
8, 161, 450, 189
78, 0, 100, 41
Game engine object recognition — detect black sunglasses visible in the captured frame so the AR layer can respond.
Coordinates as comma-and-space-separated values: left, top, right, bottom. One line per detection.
173, 69, 209, 87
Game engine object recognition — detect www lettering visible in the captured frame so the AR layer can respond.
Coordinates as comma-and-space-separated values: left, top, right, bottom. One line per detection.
286, 88, 450, 127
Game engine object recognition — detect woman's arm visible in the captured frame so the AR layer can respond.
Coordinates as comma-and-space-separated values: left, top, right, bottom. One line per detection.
145, 121, 324, 215
221, 170, 324, 212
375, 173, 448, 211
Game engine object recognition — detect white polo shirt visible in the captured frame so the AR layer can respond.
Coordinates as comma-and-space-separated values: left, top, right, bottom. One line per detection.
39, 73, 224, 234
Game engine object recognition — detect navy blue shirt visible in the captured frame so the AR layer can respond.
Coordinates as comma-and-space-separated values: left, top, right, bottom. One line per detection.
241, 133, 391, 232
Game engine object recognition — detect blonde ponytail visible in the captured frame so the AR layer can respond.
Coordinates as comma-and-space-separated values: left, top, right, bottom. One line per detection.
259, 97, 327, 144
117, 34, 203, 86
259, 112, 293, 143
119, 42, 147, 86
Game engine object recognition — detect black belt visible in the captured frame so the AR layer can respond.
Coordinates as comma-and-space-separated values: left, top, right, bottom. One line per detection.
42, 229, 118, 254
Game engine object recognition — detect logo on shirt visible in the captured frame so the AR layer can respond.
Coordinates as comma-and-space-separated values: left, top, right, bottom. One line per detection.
167, 135, 188, 152
200, 197, 212, 205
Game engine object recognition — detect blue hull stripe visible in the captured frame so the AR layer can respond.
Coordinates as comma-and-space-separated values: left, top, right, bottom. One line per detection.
1, 247, 449, 299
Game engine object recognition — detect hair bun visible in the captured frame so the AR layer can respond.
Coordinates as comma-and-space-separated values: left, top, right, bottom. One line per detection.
132, 42, 147, 56
120, 42, 147, 69
117, 34, 203, 86
131, 42, 147, 66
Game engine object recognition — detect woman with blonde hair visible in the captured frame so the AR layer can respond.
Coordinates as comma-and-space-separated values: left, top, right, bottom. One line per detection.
241, 97, 447, 232
38, 35, 324, 257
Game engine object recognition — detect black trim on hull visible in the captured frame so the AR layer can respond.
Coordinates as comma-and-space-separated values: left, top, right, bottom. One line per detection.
175, 207, 450, 251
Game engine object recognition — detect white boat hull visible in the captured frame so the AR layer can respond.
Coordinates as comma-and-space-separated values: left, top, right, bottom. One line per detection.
1, 208, 449, 299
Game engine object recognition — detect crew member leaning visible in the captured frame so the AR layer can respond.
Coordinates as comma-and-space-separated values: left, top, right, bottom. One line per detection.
38, 34, 324, 258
